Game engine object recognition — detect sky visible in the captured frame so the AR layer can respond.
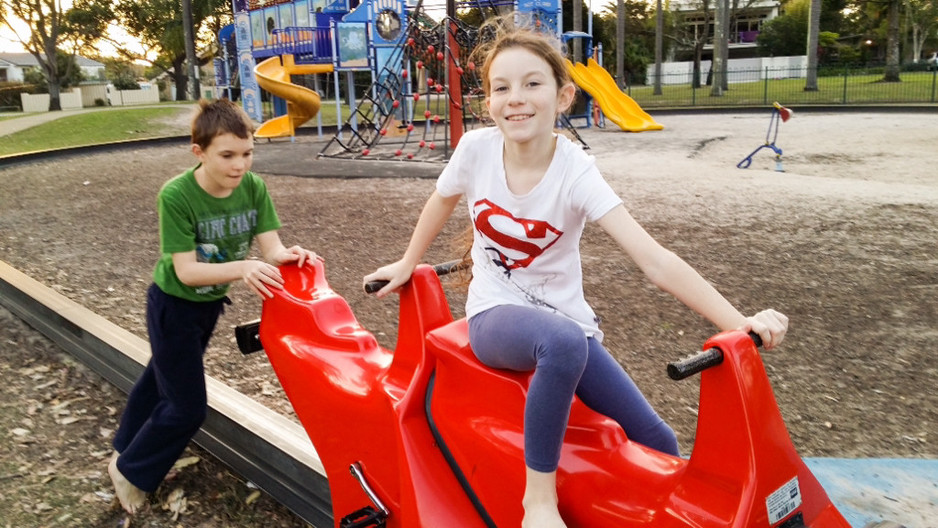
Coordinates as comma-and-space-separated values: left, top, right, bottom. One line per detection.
1, 16, 28, 53
1, 0, 149, 58
1, 13, 150, 59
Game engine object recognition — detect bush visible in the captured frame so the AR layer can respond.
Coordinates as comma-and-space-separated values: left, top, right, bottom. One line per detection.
94, 98, 107, 106
0, 82, 41, 111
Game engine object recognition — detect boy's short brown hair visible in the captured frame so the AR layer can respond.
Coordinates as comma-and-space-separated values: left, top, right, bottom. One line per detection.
191, 98, 255, 150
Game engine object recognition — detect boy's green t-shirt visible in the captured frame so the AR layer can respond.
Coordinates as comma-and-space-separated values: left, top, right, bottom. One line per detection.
153, 167, 282, 302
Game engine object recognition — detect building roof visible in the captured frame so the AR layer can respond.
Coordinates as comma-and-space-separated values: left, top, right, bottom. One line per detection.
0, 52, 105, 68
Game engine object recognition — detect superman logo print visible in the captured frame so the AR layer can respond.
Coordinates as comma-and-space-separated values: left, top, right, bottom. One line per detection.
472, 199, 563, 273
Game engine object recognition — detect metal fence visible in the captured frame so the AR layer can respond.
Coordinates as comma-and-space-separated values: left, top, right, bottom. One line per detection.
625, 66, 938, 108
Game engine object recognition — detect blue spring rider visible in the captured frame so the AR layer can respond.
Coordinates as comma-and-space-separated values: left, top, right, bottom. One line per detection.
737, 102, 793, 172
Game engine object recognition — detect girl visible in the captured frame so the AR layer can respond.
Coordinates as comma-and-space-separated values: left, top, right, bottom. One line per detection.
364, 18, 788, 528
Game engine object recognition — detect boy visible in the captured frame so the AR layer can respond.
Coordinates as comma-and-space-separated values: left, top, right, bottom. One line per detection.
108, 99, 318, 513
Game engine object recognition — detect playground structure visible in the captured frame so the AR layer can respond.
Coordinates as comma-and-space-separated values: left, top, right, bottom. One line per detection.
737, 101, 793, 172
215, 0, 662, 160
254, 54, 333, 138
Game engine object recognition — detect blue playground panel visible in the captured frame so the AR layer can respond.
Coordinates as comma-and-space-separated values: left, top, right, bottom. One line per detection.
804, 457, 938, 527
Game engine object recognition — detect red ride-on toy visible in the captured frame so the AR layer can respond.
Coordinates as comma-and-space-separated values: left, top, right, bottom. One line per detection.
238, 259, 850, 527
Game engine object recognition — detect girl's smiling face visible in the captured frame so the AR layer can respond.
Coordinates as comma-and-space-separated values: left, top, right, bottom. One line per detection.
485, 46, 575, 148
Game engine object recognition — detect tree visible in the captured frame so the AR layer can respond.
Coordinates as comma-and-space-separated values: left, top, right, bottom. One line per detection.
672, 0, 714, 88
654, 0, 663, 95
596, 0, 654, 85
182, 0, 200, 100
805, 0, 821, 91
112, 0, 230, 101
103, 58, 141, 90
23, 51, 85, 92
617, 0, 625, 89
757, 0, 810, 57
842, 0, 902, 81
905, 0, 938, 62
0, 0, 110, 110
881, 0, 900, 81
710, 0, 726, 95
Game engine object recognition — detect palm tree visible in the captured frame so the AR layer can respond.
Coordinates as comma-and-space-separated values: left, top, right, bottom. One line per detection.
805, 0, 820, 91
654, 0, 663, 95
882, 0, 900, 82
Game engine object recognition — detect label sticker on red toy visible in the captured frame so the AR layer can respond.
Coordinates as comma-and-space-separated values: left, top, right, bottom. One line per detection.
766, 476, 802, 525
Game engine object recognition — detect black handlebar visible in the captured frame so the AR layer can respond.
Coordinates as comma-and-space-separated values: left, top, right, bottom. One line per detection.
667, 331, 763, 381
364, 259, 466, 294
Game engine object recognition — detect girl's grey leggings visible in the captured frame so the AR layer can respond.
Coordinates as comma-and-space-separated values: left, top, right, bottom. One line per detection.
468, 304, 680, 472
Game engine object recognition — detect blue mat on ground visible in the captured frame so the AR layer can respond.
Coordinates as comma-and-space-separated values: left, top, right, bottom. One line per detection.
804, 457, 938, 527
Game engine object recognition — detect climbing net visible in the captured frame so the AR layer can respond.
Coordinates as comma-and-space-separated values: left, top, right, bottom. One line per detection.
319, 9, 586, 161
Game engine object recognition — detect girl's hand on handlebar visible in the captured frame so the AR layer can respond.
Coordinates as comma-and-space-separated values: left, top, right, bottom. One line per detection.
363, 260, 416, 298
740, 309, 789, 350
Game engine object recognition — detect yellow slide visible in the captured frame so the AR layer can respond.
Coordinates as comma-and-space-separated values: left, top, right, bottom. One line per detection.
254, 55, 334, 138
565, 58, 663, 132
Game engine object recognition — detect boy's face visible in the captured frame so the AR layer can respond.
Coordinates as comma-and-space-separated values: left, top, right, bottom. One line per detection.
191, 132, 254, 198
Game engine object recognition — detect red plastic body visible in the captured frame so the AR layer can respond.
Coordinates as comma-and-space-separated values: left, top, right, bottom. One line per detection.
259, 260, 850, 527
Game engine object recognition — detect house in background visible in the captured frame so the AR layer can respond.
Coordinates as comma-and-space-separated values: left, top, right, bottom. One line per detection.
0, 52, 106, 83
648, 0, 803, 85
670, 0, 783, 61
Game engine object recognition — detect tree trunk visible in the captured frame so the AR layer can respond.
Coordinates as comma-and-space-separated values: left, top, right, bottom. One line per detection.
720, 0, 729, 92
182, 0, 201, 100
47, 83, 63, 111
616, 0, 625, 90
173, 60, 189, 101
654, 0, 663, 95
804, 0, 820, 91
693, 42, 703, 88
710, 0, 725, 96
573, 0, 582, 62
883, 0, 901, 82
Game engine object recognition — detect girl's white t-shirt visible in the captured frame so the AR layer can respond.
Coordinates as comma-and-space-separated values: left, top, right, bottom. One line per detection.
437, 127, 623, 340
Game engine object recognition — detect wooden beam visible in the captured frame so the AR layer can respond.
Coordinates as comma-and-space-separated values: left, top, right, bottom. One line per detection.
0, 260, 333, 527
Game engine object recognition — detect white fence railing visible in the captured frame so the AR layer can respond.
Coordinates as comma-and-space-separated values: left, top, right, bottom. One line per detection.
646, 55, 809, 85
19, 85, 160, 112
20, 91, 83, 112
107, 85, 160, 106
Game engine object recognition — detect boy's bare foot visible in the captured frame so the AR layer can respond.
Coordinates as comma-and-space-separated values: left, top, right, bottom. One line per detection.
108, 454, 146, 514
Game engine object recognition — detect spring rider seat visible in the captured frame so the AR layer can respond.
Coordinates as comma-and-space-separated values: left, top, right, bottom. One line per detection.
737, 102, 793, 172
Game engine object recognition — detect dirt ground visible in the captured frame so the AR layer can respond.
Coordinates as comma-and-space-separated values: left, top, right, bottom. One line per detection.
1, 110, 936, 527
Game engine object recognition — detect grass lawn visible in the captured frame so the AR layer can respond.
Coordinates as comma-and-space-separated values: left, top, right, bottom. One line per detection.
0, 107, 194, 156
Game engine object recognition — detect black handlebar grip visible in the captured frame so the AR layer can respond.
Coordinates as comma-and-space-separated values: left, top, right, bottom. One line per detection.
667, 332, 764, 381
748, 331, 763, 348
364, 280, 389, 294
364, 259, 465, 295
667, 348, 724, 381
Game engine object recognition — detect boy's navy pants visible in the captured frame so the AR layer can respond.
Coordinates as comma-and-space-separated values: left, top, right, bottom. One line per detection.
112, 283, 226, 492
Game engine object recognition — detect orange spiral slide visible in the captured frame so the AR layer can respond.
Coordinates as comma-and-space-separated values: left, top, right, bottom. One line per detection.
254, 54, 334, 138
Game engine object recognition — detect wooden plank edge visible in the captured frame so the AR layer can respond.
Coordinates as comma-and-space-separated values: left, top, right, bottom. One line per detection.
0, 259, 333, 526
